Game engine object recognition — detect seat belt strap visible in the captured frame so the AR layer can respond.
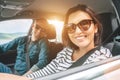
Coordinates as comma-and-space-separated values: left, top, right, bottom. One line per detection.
25, 36, 31, 71
69, 47, 100, 69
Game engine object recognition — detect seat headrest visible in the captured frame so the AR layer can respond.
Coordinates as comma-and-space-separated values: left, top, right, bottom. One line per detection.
98, 12, 118, 43
34, 18, 56, 39
46, 24, 56, 39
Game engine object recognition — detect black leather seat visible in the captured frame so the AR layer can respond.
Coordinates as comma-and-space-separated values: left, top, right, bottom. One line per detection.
98, 12, 120, 56
98, 12, 118, 43
47, 24, 64, 62
48, 42, 63, 62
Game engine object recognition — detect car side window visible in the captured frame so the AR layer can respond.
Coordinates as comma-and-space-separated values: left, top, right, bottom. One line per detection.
0, 19, 33, 44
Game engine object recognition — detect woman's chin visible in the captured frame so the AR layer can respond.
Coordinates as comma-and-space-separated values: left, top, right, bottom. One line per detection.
77, 42, 89, 48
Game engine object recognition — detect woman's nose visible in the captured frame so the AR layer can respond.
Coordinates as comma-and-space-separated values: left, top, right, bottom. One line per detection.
75, 26, 82, 33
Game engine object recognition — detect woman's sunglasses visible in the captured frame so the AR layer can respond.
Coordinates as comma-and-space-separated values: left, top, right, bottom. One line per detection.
65, 19, 95, 33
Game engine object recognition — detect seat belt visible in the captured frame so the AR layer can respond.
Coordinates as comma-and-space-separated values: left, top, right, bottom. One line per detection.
25, 36, 31, 71
69, 47, 100, 69
25, 51, 30, 71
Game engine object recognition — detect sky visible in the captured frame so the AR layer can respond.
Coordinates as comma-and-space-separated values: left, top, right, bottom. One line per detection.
0, 19, 64, 42
0, 19, 33, 33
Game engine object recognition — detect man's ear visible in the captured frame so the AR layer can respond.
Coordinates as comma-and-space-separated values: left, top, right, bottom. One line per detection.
32, 25, 34, 29
32, 20, 36, 28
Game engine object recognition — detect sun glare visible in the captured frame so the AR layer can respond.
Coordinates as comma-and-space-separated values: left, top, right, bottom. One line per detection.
48, 19, 64, 42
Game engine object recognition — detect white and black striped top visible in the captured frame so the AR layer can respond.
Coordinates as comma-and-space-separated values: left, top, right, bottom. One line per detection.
26, 46, 112, 79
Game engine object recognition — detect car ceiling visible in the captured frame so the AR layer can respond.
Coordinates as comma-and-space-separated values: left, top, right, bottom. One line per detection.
0, 0, 114, 21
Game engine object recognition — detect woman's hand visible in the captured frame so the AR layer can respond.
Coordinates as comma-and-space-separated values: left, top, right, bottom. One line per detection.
0, 73, 31, 80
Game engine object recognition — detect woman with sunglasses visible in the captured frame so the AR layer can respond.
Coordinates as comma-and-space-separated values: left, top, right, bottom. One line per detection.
0, 18, 50, 75
0, 4, 112, 80
23, 4, 112, 79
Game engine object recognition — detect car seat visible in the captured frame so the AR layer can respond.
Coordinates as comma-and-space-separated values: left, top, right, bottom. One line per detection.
102, 0, 120, 56
99, 12, 120, 56
98, 12, 118, 43
47, 24, 64, 62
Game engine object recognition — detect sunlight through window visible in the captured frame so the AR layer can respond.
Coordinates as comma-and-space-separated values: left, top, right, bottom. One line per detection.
48, 19, 64, 42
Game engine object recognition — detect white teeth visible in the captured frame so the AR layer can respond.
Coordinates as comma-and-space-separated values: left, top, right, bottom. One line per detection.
76, 36, 84, 39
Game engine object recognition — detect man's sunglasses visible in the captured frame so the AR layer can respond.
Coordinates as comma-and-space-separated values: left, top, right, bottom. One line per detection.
65, 19, 95, 33
35, 24, 46, 32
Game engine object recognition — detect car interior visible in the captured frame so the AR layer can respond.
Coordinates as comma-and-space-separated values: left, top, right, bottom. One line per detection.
0, 0, 120, 79
36, 55, 120, 80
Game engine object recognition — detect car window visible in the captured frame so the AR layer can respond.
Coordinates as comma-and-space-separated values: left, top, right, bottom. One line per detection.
48, 19, 64, 42
0, 19, 33, 44
0, 19, 64, 45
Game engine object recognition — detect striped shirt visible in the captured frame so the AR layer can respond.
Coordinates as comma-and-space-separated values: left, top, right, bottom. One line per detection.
26, 46, 112, 79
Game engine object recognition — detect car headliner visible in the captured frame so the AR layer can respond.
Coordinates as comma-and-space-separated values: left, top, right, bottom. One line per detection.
0, 0, 114, 20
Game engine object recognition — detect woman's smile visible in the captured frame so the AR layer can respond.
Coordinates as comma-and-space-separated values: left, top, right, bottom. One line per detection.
75, 35, 86, 41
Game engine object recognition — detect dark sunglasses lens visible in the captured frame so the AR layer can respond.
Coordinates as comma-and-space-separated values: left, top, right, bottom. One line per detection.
66, 24, 76, 33
65, 20, 93, 33
36, 25, 45, 32
78, 20, 92, 31
35, 25, 40, 29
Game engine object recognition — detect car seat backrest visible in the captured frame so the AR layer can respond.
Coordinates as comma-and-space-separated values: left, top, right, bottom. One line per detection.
98, 12, 120, 56
46, 24, 56, 39
109, 0, 120, 56
105, 35, 120, 56
98, 12, 119, 43
46, 24, 64, 62
48, 42, 63, 62
112, 36, 120, 56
